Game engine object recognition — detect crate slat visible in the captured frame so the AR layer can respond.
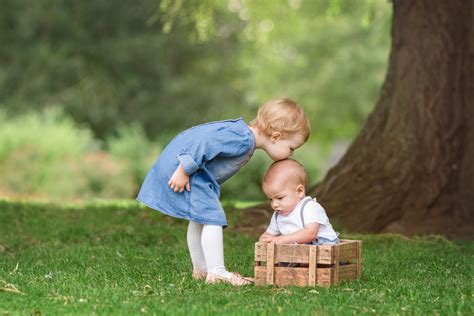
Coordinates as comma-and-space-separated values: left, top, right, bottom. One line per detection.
334, 245, 340, 284
337, 241, 359, 262
338, 264, 358, 280
308, 246, 317, 286
255, 242, 335, 264
266, 242, 275, 285
255, 266, 333, 287
356, 240, 362, 277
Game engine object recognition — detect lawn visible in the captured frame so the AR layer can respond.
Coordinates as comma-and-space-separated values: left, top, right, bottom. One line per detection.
0, 199, 472, 315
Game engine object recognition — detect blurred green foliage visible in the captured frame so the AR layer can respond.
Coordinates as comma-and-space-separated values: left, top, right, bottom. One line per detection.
156, 0, 392, 140
0, 0, 391, 141
0, 0, 392, 200
0, 109, 324, 200
106, 123, 162, 195
0, 109, 160, 200
0, 0, 244, 138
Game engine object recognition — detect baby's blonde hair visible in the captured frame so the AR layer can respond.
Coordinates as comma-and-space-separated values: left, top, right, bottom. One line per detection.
263, 159, 308, 190
250, 98, 311, 141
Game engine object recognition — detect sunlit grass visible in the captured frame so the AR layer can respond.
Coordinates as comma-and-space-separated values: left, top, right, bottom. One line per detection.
0, 199, 472, 315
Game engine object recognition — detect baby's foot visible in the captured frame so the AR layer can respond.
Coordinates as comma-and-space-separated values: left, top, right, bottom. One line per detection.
192, 269, 207, 280
205, 272, 253, 286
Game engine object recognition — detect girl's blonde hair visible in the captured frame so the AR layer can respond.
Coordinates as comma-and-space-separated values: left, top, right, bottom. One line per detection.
250, 98, 310, 141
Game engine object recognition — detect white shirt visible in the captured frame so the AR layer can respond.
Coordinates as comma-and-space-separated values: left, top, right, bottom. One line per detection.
266, 196, 338, 240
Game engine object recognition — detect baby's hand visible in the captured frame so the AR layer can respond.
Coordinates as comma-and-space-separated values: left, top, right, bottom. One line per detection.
168, 165, 190, 193
260, 235, 283, 244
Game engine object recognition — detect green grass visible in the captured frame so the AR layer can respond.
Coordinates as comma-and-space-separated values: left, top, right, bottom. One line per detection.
0, 199, 472, 315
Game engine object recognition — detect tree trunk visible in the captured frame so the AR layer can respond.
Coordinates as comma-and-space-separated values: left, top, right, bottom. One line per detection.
308, 0, 474, 238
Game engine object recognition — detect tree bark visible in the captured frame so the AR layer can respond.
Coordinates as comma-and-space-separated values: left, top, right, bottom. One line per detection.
308, 0, 474, 238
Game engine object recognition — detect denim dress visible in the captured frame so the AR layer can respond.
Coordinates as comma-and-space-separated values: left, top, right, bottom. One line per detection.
137, 118, 256, 227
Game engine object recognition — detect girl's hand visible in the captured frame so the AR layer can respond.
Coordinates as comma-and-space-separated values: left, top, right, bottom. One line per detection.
168, 165, 190, 193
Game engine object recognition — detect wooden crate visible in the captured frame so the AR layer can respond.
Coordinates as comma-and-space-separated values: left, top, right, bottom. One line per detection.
254, 239, 362, 287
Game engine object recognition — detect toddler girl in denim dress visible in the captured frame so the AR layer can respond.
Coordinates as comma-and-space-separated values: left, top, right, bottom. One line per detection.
259, 159, 340, 246
137, 98, 310, 286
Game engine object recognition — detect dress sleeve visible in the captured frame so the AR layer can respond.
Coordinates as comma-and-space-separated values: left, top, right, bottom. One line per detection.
266, 213, 280, 236
176, 125, 253, 176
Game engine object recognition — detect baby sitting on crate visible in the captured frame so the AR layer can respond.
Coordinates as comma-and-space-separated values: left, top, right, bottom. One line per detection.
259, 159, 340, 246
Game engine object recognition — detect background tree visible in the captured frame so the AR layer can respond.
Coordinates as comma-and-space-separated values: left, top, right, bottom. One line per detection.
307, 0, 474, 238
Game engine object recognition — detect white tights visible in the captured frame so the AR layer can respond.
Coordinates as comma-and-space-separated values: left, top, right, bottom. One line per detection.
186, 221, 232, 279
